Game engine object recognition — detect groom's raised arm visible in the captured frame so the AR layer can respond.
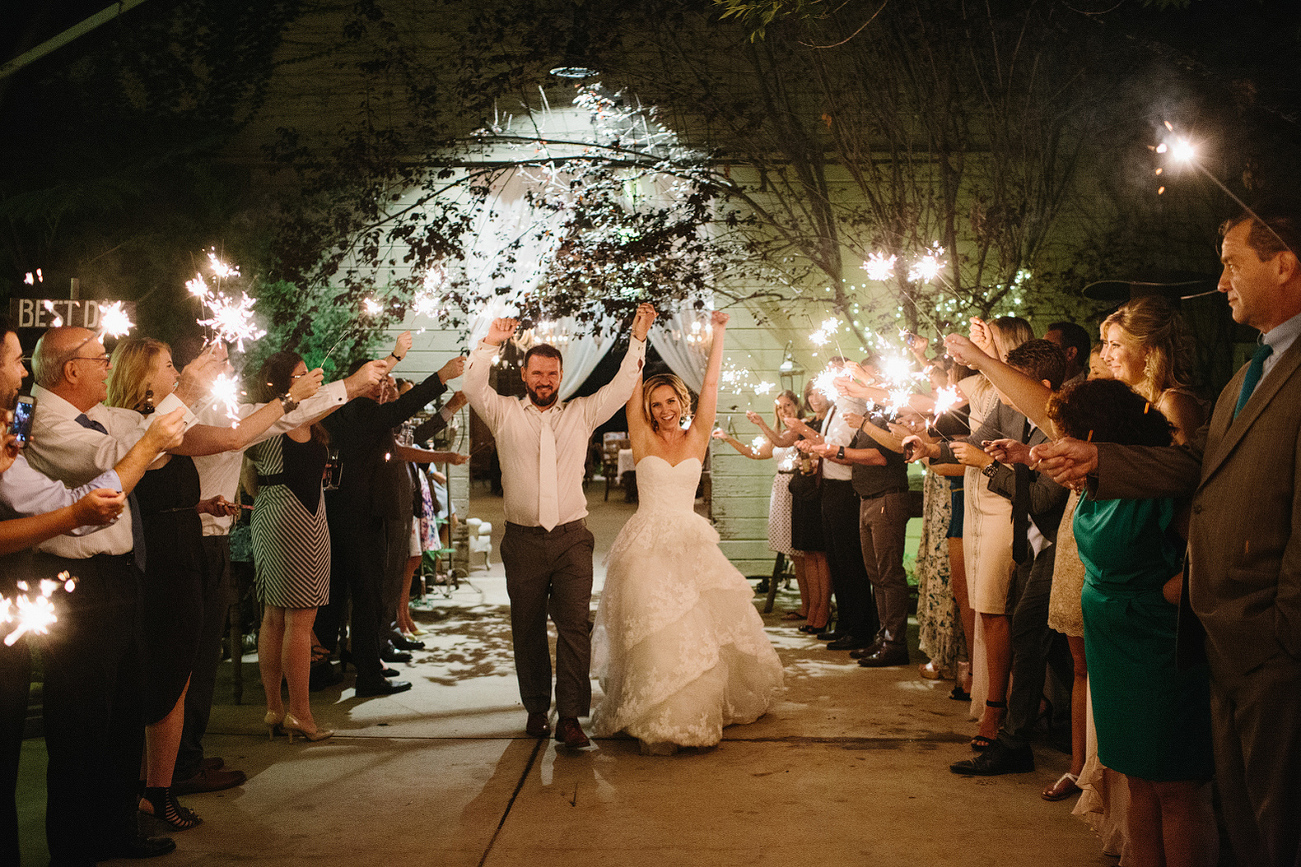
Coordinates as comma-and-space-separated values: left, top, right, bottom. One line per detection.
464, 317, 519, 433
583, 303, 656, 428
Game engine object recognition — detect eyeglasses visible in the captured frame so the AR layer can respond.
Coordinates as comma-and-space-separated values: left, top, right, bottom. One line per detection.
68, 355, 111, 367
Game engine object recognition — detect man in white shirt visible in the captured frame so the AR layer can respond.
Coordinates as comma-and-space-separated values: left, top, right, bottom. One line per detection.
465, 304, 654, 749
23, 325, 218, 863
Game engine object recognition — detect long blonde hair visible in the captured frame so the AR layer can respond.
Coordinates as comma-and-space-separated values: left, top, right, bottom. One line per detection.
106, 337, 169, 413
641, 373, 693, 431
1102, 296, 1193, 402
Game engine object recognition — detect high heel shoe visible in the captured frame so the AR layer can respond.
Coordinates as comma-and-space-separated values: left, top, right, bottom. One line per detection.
140, 786, 202, 832
264, 710, 285, 739
283, 712, 333, 743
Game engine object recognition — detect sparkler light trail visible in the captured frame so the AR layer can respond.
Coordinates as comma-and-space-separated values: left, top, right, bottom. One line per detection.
1157, 121, 1296, 258
210, 372, 243, 425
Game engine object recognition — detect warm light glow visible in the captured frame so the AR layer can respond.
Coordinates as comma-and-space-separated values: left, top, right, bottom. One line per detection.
99, 301, 134, 339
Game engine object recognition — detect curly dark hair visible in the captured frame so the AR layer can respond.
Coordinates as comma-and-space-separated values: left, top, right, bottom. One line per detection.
1047, 378, 1173, 447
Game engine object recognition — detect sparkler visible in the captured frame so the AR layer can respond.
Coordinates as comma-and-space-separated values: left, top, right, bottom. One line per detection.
211, 372, 243, 425
1, 572, 76, 646
197, 291, 265, 353
1156, 121, 1296, 257
98, 301, 134, 340
862, 253, 897, 282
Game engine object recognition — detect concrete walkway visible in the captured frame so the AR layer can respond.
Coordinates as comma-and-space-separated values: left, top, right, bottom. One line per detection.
17, 488, 1112, 866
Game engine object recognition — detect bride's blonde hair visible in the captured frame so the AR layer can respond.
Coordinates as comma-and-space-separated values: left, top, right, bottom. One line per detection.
641, 373, 693, 431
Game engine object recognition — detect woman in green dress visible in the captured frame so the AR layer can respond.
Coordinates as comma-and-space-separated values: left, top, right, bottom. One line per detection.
1048, 378, 1215, 867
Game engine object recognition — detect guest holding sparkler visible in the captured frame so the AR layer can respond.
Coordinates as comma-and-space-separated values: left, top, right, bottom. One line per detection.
905, 316, 1033, 747
102, 336, 322, 832
784, 357, 877, 650
23, 325, 227, 862
316, 337, 466, 698
170, 337, 389, 793
0, 316, 186, 865
712, 389, 813, 621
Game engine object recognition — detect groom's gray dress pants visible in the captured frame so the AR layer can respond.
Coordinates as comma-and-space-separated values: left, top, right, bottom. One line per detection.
500, 520, 595, 719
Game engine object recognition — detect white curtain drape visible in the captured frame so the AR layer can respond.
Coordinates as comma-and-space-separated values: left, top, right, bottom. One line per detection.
648, 303, 712, 393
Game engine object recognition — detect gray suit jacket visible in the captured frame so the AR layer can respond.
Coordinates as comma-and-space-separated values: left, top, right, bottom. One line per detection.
1093, 338, 1301, 676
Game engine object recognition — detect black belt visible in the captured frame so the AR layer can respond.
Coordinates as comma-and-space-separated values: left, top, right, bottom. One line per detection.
861, 486, 910, 500
506, 519, 586, 535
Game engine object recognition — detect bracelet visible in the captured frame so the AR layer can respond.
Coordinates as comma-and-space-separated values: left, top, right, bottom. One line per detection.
389, 352, 404, 362
279, 393, 299, 414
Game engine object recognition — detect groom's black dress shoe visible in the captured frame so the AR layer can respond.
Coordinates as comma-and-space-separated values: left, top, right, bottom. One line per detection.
816, 628, 845, 641
556, 717, 591, 749
526, 712, 551, 737
355, 679, 413, 697
949, 741, 1034, 775
857, 646, 910, 667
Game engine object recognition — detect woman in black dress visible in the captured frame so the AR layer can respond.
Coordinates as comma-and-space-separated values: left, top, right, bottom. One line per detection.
106, 338, 320, 831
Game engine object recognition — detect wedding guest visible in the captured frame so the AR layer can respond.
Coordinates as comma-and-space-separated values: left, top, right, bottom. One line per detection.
0, 316, 184, 864
316, 336, 464, 698
712, 389, 806, 619
105, 336, 322, 830
171, 335, 386, 794
907, 316, 1032, 745
1046, 378, 1216, 867
24, 325, 218, 862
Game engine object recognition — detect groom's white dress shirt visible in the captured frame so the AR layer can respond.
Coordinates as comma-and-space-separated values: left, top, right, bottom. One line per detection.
465, 337, 645, 528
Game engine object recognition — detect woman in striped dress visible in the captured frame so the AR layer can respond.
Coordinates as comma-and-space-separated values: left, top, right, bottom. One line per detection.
247, 352, 336, 742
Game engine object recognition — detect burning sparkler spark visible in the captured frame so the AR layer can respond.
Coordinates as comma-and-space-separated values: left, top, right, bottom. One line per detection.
99, 301, 134, 340
211, 372, 243, 426
197, 293, 265, 352
863, 253, 897, 282
1, 571, 76, 646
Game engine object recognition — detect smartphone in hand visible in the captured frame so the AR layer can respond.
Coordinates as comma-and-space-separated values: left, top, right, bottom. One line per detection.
10, 395, 35, 445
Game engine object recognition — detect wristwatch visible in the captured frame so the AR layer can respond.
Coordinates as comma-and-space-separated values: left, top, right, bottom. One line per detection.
279, 393, 299, 414
981, 460, 1001, 479
836, 445, 846, 461
388, 351, 404, 362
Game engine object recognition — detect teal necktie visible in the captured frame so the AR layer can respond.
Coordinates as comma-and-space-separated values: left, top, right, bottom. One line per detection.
1233, 343, 1274, 419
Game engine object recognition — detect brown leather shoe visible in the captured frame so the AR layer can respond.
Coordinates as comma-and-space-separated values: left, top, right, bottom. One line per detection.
171, 766, 246, 795
555, 717, 591, 749
525, 712, 551, 737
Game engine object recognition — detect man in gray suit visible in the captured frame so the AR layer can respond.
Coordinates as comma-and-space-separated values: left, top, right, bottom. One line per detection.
1033, 201, 1301, 867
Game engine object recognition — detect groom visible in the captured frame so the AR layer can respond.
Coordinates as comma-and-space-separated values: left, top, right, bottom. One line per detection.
465, 303, 655, 748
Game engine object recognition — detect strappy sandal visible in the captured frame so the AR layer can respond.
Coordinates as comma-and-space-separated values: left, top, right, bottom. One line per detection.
971, 699, 1006, 751
1042, 772, 1081, 801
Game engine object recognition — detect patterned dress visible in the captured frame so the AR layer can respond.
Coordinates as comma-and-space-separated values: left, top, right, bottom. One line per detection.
767, 446, 796, 556
248, 433, 331, 608
915, 467, 961, 672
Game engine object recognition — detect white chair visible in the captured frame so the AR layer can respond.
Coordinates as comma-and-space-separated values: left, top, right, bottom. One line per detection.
464, 517, 493, 570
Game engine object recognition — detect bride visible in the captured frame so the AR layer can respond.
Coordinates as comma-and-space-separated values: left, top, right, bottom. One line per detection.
592, 310, 784, 754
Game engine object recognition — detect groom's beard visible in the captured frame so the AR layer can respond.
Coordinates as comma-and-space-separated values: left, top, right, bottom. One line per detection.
526, 385, 557, 408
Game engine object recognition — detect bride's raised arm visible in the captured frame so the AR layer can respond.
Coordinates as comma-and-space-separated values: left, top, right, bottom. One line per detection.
689, 311, 729, 454
624, 372, 651, 453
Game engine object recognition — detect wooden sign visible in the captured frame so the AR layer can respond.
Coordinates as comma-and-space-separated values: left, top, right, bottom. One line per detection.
9, 299, 135, 331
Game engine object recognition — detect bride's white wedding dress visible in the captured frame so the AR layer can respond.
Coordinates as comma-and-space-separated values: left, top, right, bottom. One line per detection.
592, 455, 784, 748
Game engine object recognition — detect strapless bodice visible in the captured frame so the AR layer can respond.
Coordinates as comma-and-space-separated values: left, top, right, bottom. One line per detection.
633, 455, 702, 515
